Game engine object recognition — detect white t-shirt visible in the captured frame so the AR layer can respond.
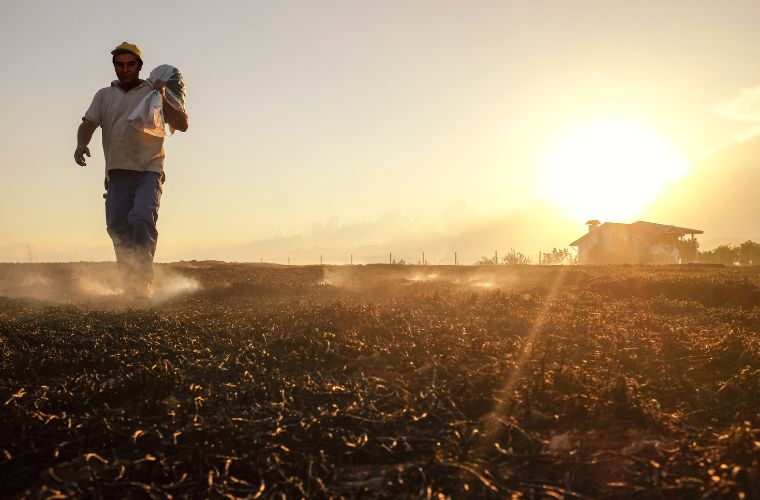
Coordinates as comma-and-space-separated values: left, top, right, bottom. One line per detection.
84, 80, 165, 178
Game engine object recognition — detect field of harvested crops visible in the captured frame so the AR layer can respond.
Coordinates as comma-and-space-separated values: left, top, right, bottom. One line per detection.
1, 262, 759, 498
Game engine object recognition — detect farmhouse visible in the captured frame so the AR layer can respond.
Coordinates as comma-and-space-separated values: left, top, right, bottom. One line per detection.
570, 220, 703, 265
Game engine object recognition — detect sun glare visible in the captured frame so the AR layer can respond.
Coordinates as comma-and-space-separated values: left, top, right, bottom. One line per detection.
541, 118, 688, 222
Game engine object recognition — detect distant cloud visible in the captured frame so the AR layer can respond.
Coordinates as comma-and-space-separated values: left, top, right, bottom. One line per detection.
168, 204, 580, 265
0, 243, 113, 263
642, 127, 760, 246
702, 124, 760, 158
309, 209, 420, 245
713, 86, 760, 123
1, 204, 582, 264
707, 86, 760, 155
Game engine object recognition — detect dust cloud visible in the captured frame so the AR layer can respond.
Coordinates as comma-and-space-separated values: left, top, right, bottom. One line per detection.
150, 268, 201, 303
0, 263, 201, 307
321, 265, 534, 292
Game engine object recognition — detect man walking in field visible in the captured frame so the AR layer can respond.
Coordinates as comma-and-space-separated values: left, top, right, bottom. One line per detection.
74, 42, 188, 298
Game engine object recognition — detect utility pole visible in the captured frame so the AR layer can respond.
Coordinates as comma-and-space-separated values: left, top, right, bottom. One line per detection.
288, 257, 290, 266
422, 251, 425, 265
389, 252, 392, 264
495, 250, 498, 265
455, 251, 458, 266
350, 254, 353, 265
320, 254, 323, 265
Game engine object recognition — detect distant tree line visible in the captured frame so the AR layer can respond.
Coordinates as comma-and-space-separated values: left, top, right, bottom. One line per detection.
676, 237, 699, 263
540, 248, 577, 265
476, 249, 533, 265
475, 248, 577, 266
697, 240, 760, 266
391, 240, 760, 267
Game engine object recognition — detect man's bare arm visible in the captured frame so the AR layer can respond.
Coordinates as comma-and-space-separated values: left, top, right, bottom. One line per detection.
75, 119, 98, 166
162, 94, 189, 132
153, 80, 189, 132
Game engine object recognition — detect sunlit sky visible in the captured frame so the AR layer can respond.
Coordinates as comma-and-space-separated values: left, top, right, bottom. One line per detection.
3, 1, 760, 263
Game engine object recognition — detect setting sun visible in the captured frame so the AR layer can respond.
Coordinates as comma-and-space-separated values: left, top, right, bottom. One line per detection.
541, 119, 689, 222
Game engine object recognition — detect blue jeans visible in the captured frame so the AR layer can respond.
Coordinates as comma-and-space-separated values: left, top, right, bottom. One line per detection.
105, 170, 163, 282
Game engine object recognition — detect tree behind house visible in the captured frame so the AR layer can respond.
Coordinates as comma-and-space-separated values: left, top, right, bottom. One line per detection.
699, 244, 739, 265
676, 237, 699, 263
738, 241, 760, 266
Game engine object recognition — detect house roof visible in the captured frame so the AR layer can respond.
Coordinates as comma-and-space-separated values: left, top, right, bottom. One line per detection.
569, 221, 703, 247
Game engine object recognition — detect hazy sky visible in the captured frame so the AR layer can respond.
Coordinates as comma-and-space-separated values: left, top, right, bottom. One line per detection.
3, 1, 760, 263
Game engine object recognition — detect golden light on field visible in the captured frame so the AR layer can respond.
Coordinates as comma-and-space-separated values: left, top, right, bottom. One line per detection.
541, 119, 688, 222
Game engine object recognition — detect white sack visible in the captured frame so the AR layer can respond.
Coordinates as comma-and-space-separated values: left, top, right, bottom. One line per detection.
127, 65, 186, 137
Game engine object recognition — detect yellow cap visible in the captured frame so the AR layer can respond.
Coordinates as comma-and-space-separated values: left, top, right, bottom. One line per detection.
111, 42, 142, 61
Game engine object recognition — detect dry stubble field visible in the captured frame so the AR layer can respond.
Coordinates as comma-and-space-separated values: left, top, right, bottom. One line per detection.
1, 262, 759, 498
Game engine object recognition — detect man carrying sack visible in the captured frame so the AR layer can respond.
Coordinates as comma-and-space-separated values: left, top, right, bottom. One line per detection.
74, 42, 188, 298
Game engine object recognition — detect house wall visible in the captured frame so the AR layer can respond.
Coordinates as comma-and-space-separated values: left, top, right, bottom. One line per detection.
643, 236, 680, 264
577, 227, 638, 264
577, 229, 682, 265
577, 232, 600, 264
601, 226, 637, 264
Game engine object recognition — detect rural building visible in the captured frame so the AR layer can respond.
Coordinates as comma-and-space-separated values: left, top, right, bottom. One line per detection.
570, 220, 703, 265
